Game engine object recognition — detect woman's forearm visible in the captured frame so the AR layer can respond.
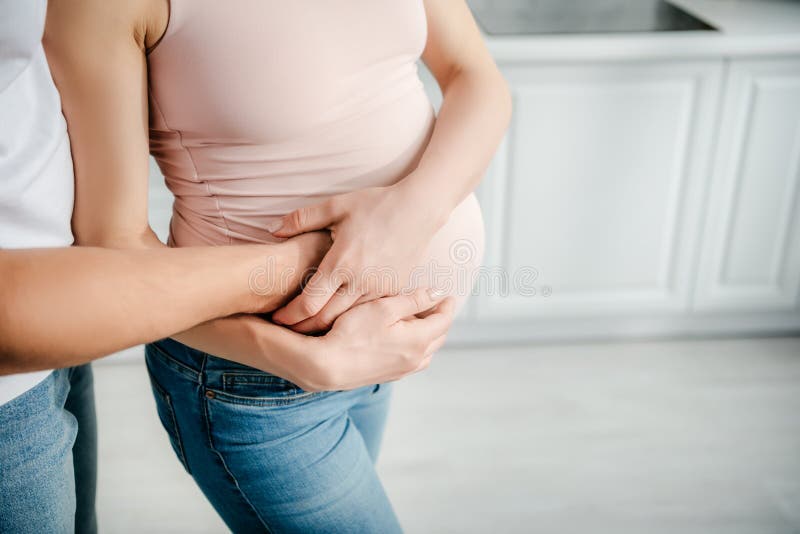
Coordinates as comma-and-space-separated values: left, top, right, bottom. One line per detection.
172, 301, 300, 371
0, 244, 288, 373
395, 0, 511, 224
398, 67, 512, 223
172, 315, 315, 380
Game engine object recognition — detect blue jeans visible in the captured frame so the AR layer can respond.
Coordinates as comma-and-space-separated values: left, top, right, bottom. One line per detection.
0, 365, 98, 534
144, 338, 402, 534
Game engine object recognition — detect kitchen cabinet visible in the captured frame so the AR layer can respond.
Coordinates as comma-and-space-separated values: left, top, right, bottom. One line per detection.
473, 60, 724, 321
439, 0, 800, 342
695, 58, 800, 313
450, 55, 800, 343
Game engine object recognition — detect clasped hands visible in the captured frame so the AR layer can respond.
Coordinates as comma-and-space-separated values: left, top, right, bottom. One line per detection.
267, 182, 449, 334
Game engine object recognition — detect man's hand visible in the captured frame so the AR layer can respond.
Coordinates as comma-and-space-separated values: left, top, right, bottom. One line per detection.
263, 287, 455, 392
245, 231, 332, 314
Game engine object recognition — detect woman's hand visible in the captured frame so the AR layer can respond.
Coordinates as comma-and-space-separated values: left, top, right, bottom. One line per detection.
268, 181, 448, 333
269, 288, 456, 392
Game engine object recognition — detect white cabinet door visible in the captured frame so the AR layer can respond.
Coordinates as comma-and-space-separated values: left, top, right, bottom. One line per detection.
476, 60, 723, 320
695, 58, 800, 312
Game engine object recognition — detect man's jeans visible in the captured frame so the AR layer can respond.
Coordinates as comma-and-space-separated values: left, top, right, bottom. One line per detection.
0, 365, 97, 534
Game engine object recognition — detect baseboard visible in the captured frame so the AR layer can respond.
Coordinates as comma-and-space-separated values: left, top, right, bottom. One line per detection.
448, 311, 800, 346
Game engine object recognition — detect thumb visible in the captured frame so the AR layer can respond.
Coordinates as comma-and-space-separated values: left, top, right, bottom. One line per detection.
268, 199, 339, 238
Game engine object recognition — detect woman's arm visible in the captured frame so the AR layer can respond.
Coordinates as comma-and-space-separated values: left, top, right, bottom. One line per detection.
269, 0, 511, 331
398, 0, 513, 211
170, 290, 455, 392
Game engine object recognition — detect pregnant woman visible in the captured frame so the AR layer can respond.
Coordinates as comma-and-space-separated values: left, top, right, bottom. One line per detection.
45, 0, 510, 531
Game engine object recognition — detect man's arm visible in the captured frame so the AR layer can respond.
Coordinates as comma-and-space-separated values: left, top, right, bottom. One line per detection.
0, 243, 453, 393
0, 239, 323, 374
0, 0, 327, 375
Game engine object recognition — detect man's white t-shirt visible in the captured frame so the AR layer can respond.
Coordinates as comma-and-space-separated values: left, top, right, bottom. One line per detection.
0, 0, 75, 405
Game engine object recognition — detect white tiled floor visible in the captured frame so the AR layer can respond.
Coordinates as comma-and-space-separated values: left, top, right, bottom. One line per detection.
94, 336, 800, 534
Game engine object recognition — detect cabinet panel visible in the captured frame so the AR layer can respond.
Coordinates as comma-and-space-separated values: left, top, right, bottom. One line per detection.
476, 61, 723, 319
695, 58, 800, 312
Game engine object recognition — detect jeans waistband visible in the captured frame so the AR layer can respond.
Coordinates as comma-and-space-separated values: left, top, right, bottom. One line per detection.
147, 337, 284, 387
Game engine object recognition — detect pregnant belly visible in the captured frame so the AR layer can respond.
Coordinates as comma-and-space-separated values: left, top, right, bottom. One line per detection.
172, 192, 485, 314
411, 193, 485, 313
166, 95, 484, 310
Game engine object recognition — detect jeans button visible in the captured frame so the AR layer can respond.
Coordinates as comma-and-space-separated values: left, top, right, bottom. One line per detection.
205, 390, 216, 399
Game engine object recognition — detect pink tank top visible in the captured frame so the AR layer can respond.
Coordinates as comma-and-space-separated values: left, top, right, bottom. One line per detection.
147, 0, 484, 301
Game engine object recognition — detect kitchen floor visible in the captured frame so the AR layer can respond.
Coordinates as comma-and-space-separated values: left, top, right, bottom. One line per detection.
94, 336, 800, 534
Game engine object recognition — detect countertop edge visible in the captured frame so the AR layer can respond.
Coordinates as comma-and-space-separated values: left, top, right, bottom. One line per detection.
485, 32, 800, 63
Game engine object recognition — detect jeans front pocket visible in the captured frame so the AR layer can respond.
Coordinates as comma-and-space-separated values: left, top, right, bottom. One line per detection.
208, 369, 331, 408
146, 369, 191, 474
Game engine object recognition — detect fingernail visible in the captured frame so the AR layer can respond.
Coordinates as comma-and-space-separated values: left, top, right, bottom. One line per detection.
266, 219, 284, 233
427, 288, 446, 300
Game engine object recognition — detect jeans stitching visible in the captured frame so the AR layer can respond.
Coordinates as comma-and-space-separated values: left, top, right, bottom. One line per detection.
145, 357, 192, 474
222, 372, 295, 387
147, 341, 200, 382
207, 387, 322, 407
201, 387, 275, 534
162, 390, 191, 474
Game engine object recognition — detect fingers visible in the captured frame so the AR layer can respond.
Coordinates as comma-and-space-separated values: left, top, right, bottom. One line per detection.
416, 354, 434, 371
414, 298, 447, 319
268, 198, 340, 238
272, 254, 342, 325
392, 335, 444, 381
372, 288, 447, 324
403, 353, 434, 379
425, 333, 448, 356
290, 289, 362, 334
401, 297, 456, 342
